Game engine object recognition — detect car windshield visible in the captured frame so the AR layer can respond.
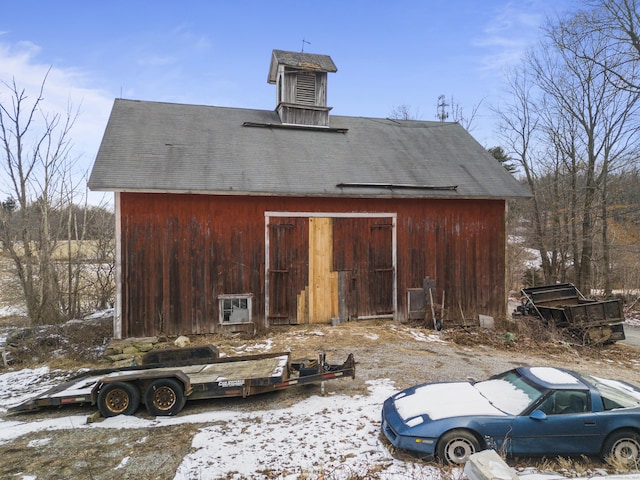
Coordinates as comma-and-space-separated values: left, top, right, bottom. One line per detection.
474, 370, 545, 415
583, 375, 640, 410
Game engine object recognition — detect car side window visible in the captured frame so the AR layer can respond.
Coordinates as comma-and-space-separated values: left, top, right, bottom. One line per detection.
539, 391, 589, 415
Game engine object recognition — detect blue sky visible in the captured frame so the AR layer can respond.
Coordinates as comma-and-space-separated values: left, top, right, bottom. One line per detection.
1, 0, 577, 203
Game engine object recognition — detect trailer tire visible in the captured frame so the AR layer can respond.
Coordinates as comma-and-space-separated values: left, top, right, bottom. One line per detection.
144, 378, 186, 416
97, 382, 140, 417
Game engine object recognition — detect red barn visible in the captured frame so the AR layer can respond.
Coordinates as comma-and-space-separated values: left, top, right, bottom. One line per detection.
88, 50, 529, 339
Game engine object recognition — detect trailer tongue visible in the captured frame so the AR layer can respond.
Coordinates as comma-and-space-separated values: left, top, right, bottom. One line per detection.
8, 348, 356, 417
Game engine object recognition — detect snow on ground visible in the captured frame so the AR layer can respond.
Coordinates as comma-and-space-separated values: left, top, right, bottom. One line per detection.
0, 367, 68, 409
173, 379, 435, 479
0, 305, 26, 318
230, 338, 275, 354
626, 316, 640, 327
3, 319, 640, 478
389, 323, 446, 343
0, 367, 439, 479
2, 367, 634, 480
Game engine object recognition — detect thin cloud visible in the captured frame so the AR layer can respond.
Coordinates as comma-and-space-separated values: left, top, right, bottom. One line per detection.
474, 4, 547, 71
0, 40, 114, 201
137, 54, 177, 67
170, 23, 211, 50
474, 0, 574, 73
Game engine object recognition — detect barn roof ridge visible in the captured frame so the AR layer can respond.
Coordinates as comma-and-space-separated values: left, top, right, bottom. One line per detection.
88, 98, 530, 200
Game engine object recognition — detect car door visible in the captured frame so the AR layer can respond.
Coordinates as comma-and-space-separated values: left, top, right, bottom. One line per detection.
509, 390, 603, 456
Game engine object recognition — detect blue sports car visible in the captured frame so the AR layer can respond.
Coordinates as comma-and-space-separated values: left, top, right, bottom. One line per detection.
381, 366, 640, 465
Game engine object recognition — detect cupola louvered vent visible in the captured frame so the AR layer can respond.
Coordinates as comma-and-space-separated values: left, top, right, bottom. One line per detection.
295, 73, 316, 105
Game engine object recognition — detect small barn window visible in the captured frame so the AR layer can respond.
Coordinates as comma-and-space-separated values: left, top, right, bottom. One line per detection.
218, 294, 253, 324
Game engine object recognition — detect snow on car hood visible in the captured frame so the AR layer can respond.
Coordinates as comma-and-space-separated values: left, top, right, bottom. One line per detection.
394, 382, 506, 422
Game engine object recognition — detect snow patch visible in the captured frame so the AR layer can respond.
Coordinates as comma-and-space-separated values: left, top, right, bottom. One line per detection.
114, 456, 130, 470
27, 437, 51, 448
529, 367, 580, 385
233, 339, 274, 353
0, 366, 68, 413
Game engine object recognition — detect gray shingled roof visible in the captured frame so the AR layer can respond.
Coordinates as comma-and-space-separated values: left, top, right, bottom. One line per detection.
268, 50, 338, 83
88, 99, 530, 199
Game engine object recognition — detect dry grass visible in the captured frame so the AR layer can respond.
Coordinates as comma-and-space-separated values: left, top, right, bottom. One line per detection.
0, 424, 199, 480
443, 315, 639, 368
0, 240, 103, 261
514, 455, 615, 478
4, 317, 112, 368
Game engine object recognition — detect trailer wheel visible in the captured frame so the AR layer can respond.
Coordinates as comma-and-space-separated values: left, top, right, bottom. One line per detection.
144, 378, 186, 416
97, 382, 140, 417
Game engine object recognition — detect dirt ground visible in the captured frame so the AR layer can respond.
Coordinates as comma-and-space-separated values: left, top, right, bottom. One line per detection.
2, 315, 640, 479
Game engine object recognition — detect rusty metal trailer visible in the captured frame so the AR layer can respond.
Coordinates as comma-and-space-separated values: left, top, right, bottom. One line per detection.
514, 283, 625, 343
8, 347, 356, 417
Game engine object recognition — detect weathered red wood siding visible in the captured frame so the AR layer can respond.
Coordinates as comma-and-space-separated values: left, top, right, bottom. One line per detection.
119, 193, 506, 337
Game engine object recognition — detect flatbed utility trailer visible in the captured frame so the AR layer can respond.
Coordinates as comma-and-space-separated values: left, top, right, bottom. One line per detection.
515, 283, 625, 343
8, 346, 356, 417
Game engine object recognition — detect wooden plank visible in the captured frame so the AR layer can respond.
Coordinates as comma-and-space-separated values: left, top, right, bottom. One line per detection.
308, 217, 338, 323
296, 287, 308, 324
182, 355, 289, 383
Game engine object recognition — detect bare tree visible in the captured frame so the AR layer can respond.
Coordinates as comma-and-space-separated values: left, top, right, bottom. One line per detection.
84, 203, 115, 311
535, 9, 640, 293
0, 72, 81, 325
497, 6, 640, 294
388, 104, 421, 120
494, 65, 560, 283
389, 97, 482, 131
582, 0, 640, 94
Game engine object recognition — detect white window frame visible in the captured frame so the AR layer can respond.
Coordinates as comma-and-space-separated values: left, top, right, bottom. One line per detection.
218, 294, 253, 325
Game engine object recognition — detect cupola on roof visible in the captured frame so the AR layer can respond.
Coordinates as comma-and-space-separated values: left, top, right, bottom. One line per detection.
268, 49, 337, 127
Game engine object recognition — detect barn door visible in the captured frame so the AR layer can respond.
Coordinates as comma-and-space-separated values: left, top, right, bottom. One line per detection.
370, 221, 394, 315
267, 218, 308, 325
333, 217, 395, 320
267, 214, 394, 325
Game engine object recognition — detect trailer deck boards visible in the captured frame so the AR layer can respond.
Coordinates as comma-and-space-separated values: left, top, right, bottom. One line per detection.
105, 355, 289, 383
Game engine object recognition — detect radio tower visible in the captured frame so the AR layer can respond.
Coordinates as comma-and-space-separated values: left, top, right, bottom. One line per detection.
437, 95, 449, 122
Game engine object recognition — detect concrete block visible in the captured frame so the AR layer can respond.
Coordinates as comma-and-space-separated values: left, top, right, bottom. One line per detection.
479, 314, 495, 329
463, 449, 518, 480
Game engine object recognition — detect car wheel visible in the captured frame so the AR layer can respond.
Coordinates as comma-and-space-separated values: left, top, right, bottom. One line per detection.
144, 378, 186, 416
436, 430, 480, 465
602, 430, 640, 466
97, 382, 140, 417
